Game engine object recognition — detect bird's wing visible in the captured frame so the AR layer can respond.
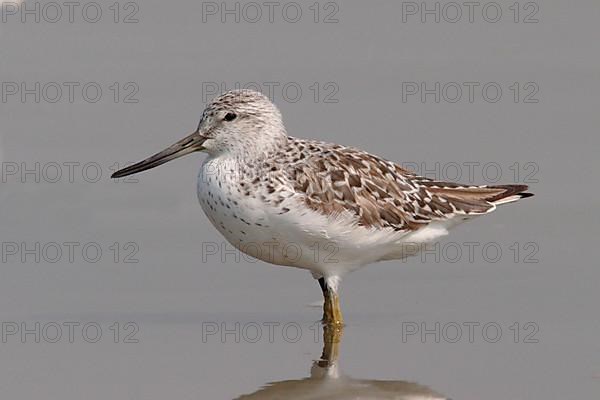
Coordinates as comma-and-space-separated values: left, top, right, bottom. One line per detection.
283, 139, 530, 232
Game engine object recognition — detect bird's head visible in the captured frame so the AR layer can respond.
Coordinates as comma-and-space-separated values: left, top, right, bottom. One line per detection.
111, 89, 286, 179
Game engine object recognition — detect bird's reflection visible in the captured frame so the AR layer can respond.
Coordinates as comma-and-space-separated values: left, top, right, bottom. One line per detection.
235, 324, 447, 400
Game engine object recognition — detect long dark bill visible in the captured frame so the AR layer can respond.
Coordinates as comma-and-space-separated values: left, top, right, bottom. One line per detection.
111, 131, 206, 178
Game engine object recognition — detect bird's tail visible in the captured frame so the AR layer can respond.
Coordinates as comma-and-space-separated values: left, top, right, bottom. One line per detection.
422, 183, 533, 214
484, 184, 534, 205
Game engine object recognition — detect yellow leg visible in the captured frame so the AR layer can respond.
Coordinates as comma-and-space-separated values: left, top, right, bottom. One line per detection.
319, 278, 344, 326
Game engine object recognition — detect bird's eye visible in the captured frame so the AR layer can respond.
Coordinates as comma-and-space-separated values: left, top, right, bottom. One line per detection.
223, 113, 237, 121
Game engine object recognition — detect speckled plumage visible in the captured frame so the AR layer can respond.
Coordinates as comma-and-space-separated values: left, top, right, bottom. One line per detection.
193, 90, 532, 282
112, 89, 532, 320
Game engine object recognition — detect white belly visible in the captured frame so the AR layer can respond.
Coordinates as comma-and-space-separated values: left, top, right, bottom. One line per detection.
197, 157, 464, 278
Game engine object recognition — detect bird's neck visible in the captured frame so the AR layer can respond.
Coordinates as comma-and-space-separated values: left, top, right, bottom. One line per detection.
225, 131, 288, 162
203, 135, 288, 186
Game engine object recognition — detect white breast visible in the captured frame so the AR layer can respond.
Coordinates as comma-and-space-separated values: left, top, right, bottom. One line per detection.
198, 157, 308, 269
197, 157, 466, 278
198, 157, 265, 244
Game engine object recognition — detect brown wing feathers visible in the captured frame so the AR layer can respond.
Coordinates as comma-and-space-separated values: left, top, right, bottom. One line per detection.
284, 138, 532, 232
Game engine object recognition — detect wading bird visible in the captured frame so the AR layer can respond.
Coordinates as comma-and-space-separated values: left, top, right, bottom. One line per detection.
112, 90, 532, 325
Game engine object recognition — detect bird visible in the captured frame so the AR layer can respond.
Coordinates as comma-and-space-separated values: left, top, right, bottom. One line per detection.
111, 89, 533, 326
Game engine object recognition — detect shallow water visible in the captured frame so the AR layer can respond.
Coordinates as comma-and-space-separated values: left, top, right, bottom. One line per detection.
1, 1, 599, 398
